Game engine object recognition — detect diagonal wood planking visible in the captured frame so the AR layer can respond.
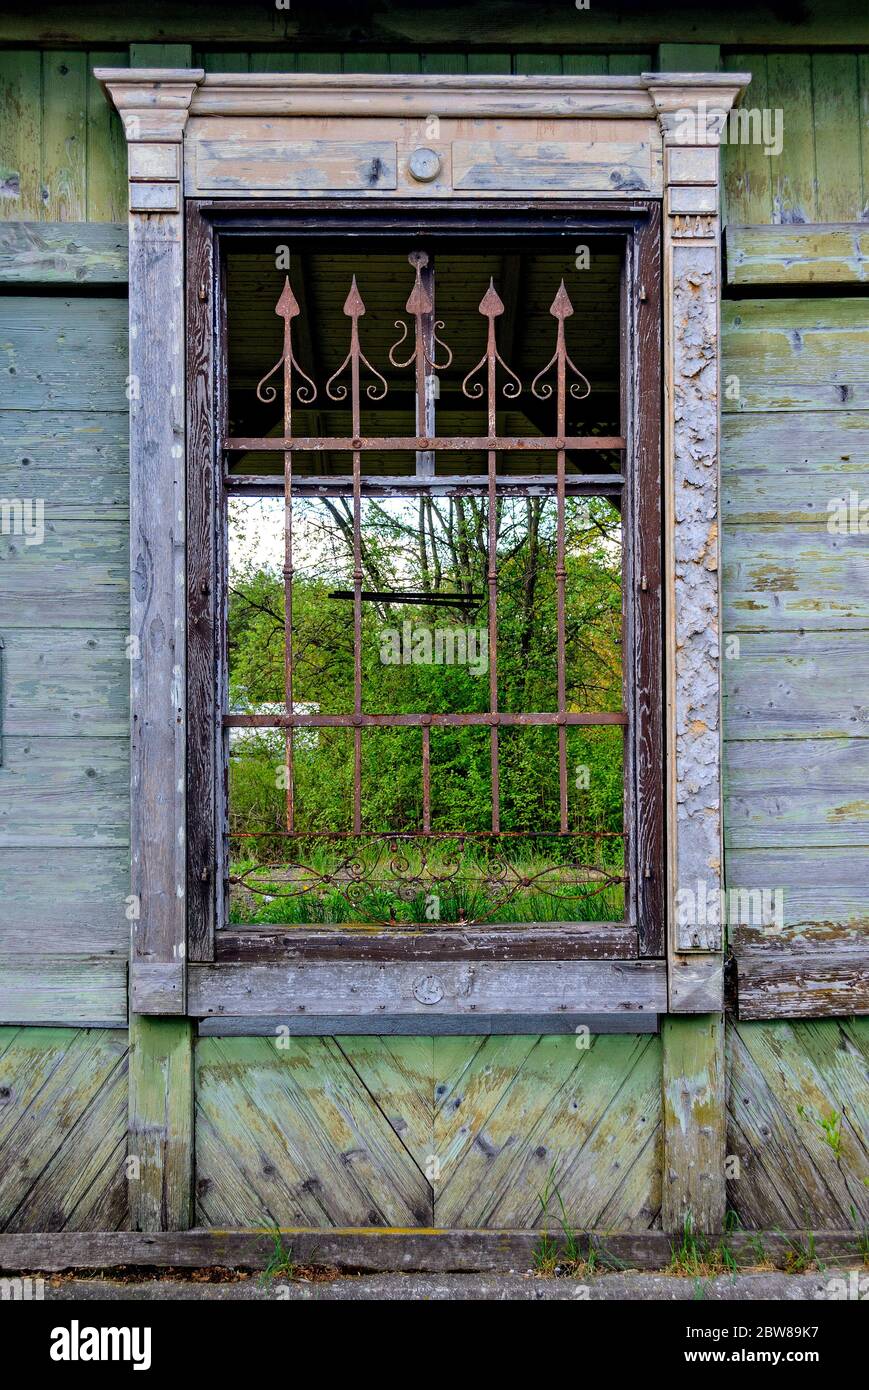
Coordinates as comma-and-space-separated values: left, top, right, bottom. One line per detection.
726, 1020, 869, 1230
0, 1027, 128, 1231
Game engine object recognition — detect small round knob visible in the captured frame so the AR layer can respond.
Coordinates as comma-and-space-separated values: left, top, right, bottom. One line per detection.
408, 147, 442, 183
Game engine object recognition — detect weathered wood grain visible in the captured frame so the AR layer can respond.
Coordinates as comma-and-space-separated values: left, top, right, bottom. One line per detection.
726, 226, 869, 287
766, 53, 817, 225
0, 847, 129, 955
0, 221, 127, 284
722, 526, 869, 631
217, 925, 639, 962
734, 945, 869, 1019
196, 138, 399, 192
722, 412, 869, 525
0, 1224, 864, 1271
0, 50, 42, 219
727, 1020, 869, 1228
0, 957, 127, 1025
662, 1015, 726, 1234
451, 139, 654, 193
0, 735, 129, 847
41, 52, 88, 222
721, 300, 869, 413
722, 55, 772, 225
812, 55, 863, 224
0, 1027, 128, 1231
0, 409, 129, 518
188, 960, 667, 1018
726, 847, 869, 939
724, 737, 869, 848
0, 521, 129, 630
128, 1016, 193, 1231
0, 296, 128, 411
723, 632, 869, 741
3, 627, 128, 737
86, 53, 128, 223
198, 1013, 660, 1036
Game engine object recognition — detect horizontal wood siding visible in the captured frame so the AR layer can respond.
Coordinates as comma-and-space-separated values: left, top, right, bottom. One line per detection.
721, 299, 869, 949
0, 289, 129, 1009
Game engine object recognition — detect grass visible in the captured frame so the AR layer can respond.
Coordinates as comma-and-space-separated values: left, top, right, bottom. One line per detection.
668, 1212, 739, 1278
258, 1225, 297, 1285
229, 841, 625, 927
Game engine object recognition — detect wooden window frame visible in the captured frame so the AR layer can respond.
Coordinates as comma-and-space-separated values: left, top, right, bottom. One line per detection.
185, 200, 664, 1023
97, 68, 747, 1018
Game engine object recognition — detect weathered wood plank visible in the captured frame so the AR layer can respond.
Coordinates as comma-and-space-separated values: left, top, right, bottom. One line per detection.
188, 960, 668, 1018
723, 633, 869, 740
0, 521, 128, 629
0, 957, 127, 1025
128, 1016, 193, 1231
722, 412, 869, 525
0, 1226, 862, 1272
721, 299, 869, 413
196, 138, 399, 192
0, 409, 128, 517
726, 226, 869, 287
765, 53, 817, 224
41, 52, 88, 222
662, 1015, 725, 1234
727, 848, 869, 941
724, 738, 869, 849
722, 55, 771, 225
812, 54, 863, 224
451, 139, 654, 193
3, 627, 127, 737
0, 1027, 128, 1230
0, 847, 129, 954
722, 525, 869, 631
217, 925, 639, 961
0, 50, 42, 219
86, 52, 128, 223
0, 222, 128, 284
198, 1013, 660, 1036
0, 296, 128, 411
734, 945, 869, 1020
729, 1020, 869, 1224
0, 735, 129, 847
127, 213, 187, 1013
195, 1035, 431, 1227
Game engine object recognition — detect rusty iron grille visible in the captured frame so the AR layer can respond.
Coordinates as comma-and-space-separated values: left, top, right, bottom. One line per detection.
223, 249, 629, 927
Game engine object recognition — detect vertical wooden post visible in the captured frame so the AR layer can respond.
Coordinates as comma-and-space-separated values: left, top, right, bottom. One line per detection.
662, 1014, 726, 1234
97, 67, 203, 1014
128, 1016, 194, 1231
648, 75, 745, 1014
97, 66, 203, 1228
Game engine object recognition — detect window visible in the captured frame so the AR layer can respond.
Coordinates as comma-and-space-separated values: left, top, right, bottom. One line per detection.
187, 202, 663, 1017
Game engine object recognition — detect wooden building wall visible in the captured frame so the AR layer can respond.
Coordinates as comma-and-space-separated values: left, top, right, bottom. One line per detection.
0, 12, 867, 1240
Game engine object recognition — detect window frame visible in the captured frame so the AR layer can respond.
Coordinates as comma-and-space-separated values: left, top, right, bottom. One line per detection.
186, 198, 664, 1018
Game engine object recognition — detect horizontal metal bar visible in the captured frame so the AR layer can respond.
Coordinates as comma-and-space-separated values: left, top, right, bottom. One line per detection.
224, 435, 625, 452
225, 710, 628, 728
224, 472, 624, 497
228, 829, 624, 839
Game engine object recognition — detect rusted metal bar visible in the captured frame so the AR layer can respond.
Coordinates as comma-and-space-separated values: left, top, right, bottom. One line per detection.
226, 710, 627, 729
225, 434, 623, 452
421, 723, 431, 833
225, 473, 624, 499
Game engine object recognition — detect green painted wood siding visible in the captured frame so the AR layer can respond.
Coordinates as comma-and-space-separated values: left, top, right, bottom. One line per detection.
2, 46, 867, 225
721, 299, 869, 940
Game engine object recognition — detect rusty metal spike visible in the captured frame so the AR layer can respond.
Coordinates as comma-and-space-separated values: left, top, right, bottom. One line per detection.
479, 278, 505, 318
275, 276, 300, 320
549, 280, 575, 320
343, 274, 366, 318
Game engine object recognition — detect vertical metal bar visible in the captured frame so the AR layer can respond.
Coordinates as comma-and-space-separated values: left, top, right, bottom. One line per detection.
416, 251, 435, 479
351, 314, 364, 835
421, 723, 431, 832
283, 323, 295, 835
555, 322, 569, 835
487, 306, 500, 834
